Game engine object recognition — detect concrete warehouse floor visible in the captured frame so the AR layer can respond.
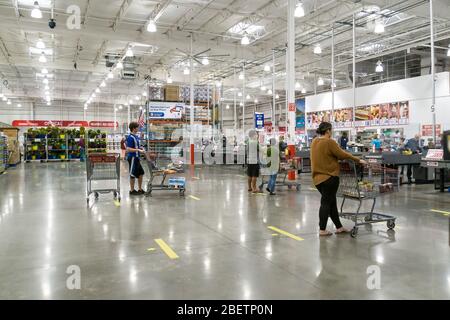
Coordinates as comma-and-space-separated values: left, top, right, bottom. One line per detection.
0, 162, 449, 299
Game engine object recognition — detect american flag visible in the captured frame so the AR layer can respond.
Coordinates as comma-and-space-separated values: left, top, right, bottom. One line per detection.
137, 108, 145, 128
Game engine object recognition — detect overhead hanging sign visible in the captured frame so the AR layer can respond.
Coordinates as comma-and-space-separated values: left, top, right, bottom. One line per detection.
12, 120, 89, 127
148, 102, 184, 119
254, 112, 265, 130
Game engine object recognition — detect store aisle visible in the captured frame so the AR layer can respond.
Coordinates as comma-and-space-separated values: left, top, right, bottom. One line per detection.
0, 162, 449, 299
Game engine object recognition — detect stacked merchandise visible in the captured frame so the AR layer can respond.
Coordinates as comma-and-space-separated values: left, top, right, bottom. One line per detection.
25, 127, 84, 161
179, 86, 212, 102
87, 129, 107, 154
184, 105, 211, 122
107, 134, 122, 154
0, 134, 7, 173
147, 121, 184, 159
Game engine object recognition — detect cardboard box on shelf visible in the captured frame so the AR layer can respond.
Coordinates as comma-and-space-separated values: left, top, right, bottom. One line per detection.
165, 85, 180, 102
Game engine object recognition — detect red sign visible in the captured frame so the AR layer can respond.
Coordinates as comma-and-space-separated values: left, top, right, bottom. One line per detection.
89, 121, 118, 128
12, 120, 88, 127
421, 124, 441, 137
288, 103, 295, 112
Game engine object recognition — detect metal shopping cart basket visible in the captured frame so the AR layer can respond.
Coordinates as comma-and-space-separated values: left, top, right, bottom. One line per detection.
144, 152, 186, 197
338, 160, 398, 238
259, 157, 301, 192
86, 153, 120, 204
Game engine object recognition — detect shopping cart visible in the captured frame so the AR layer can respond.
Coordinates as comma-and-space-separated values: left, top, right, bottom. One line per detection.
144, 152, 186, 197
86, 153, 120, 204
259, 157, 301, 192
338, 160, 398, 238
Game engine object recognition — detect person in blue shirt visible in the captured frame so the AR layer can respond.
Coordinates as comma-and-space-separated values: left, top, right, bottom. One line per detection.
126, 122, 145, 196
339, 132, 348, 150
371, 134, 382, 152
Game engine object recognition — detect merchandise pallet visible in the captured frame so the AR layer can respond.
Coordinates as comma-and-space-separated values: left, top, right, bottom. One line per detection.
0, 135, 7, 174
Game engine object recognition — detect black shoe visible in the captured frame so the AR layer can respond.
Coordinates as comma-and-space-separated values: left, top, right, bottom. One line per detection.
129, 190, 140, 196
269, 192, 277, 196
138, 189, 145, 195
266, 188, 271, 193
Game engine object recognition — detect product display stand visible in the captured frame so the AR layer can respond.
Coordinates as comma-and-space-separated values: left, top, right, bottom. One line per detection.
0, 135, 7, 173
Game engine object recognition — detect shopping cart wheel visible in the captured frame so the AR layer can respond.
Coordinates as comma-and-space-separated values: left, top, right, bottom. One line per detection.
86, 197, 90, 205
94, 192, 99, 199
387, 220, 395, 230
296, 185, 301, 191
288, 185, 292, 190
113, 191, 117, 200
350, 227, 358, 238
180, 189, 185, 197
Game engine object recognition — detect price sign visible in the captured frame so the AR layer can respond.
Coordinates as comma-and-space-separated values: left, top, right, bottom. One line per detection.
288, 103, 295, 112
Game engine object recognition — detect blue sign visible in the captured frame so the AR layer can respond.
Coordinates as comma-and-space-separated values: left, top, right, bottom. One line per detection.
149, 112, 165, 118
255, 113, 265, 130
295, 98, 305, 129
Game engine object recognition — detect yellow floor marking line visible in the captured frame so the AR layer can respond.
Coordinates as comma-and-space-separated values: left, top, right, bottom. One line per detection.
271, 233, 279, 236
191, 177, 200, 180
155, 239, 179, 259
147, 248, 156, 252
268, 226, 304, 241
114, 200, 121, 207
189, 195, 200, 201
430, 209, 450, 216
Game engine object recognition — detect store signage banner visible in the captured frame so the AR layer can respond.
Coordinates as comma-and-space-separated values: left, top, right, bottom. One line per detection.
12, 120, 89, 127
255, 113, 265, 130
421, 124, 441, 137
89, 121, 118, 128
148, 102, 184, 119
306, 101, 409, 129
295, 99, 305, 129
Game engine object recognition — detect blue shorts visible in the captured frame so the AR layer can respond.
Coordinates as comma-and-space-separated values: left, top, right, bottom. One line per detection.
128, 157, 145, 178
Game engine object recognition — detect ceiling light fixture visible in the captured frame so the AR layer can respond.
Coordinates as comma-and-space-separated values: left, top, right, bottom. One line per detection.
215, 80, 222, 87
17, 103, 22, 108
239, 72, 244, 80
264, 65, 271, 72
275, 94, 280, 99
92, 93, 96, 98
107, 71, 114, 79
301, 88, 306, 94
116, 61, 123, 69
183, 67, 190, 75
36, 38, 45, 49
167, 75, 173, 84
39, 54, 47, 63
100, 81, 106, 88
135, 96, 140, 100
254, 99, 258, 104
142, 91, 147, 97
41, 68, 48, 74
47, 101, 51, 106
317, 77, 324, 86
43, 78, 49, 84
375, 60, 384, 73
119, 105, 123, 110
241, 33, 250, 46
226, 104, 230, 109
238, 92, 242, 97
95, 88, 100, 93
294, 1, 305, 18
374, 20, 385, 34
2, 96, 7, 101
314, 44, 322, 55
246, 94, 251, 100
147, 19, 157, 33
295, 82, 301, 89
31, 1, 43, 19
44, 85, 49, 90
202, 57, 210, 65
267, 89, 273, 95
7, 100, 11, 105
447, 44, 450, 57
261, 85, 266, 91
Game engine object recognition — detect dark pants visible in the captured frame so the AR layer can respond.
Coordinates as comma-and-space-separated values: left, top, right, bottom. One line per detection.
401, 165, 413, 182
316, 176, 343, 231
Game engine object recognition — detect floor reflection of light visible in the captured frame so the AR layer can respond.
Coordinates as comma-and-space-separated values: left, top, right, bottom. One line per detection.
45, 246, 51, 257
103, 224, 108, 234
240, 234, 246, 242
42, 282, 51, 298
204, 257, 210, 271
243, 283, 251, 299
98, 215, 102, 222
129, 267, 137, 283
263, 217, 267, 224
376, 255, 384, 264
169, 230, 174, 240
296, 222, 300, 230
119, 250, 125, 261
218, 223, 222, 230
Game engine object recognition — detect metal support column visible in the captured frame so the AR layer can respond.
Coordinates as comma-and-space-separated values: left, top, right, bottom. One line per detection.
430, 0, 437, 144
352, 13, 356, 123
331, 26, 335, 123
272, 49, 276, 129
189, 34, 195, 165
